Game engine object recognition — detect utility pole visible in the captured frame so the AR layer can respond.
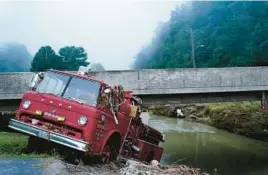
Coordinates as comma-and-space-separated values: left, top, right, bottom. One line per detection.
190, 27, 196, 68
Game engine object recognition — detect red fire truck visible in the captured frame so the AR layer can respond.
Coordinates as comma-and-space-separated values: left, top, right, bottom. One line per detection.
8, 68, 164, 164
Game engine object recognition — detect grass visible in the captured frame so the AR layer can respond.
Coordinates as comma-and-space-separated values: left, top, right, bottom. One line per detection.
206, 101, 261, 112
0, 153, 51, 158
205, 102, 268, 141
0, 131, 52, 158
0, 131, 28, 154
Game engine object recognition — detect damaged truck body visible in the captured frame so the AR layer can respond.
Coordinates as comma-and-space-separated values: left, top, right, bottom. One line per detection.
8, 68, 165, 163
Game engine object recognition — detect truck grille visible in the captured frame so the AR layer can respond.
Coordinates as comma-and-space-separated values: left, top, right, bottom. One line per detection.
17, 115, 83, 140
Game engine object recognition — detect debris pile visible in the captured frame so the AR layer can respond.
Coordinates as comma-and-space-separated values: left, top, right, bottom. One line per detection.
120, 159, 201, 175
41, 158, 201, 175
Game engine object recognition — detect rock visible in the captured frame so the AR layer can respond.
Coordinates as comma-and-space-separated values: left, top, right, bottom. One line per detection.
109, 161, 118, 170
190, 116, 197, 120
150, 160, 159, 167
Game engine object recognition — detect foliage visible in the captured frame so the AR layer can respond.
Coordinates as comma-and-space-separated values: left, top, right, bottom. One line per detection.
132, 1, 268, 69
30, 45, 89, 72
0, 42, 32, 72
30, 46, 65, 71
207, 102, 268, 141
59, 46, 89, 71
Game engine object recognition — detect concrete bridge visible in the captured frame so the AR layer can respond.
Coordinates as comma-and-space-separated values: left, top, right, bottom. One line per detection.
0, 67, 268, 112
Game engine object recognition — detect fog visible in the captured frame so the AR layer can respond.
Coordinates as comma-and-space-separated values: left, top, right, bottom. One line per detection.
0, 0, 179, 70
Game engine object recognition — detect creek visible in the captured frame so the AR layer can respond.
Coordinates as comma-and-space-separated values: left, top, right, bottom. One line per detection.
149, 114, 268, 175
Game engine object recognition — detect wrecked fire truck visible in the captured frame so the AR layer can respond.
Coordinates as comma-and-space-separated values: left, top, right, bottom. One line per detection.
8, 68, 165, 163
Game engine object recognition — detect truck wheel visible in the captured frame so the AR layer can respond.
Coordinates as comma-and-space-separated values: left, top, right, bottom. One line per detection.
101, 140, 119, 163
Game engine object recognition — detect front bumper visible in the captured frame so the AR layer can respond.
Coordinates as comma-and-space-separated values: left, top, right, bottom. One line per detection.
8, 119, 88, 152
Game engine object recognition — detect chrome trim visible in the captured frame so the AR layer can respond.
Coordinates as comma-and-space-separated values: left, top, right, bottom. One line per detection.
8, 119, 88, 152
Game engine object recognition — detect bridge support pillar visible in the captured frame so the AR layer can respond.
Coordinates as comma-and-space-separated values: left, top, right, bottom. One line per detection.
261, 91, 268, 110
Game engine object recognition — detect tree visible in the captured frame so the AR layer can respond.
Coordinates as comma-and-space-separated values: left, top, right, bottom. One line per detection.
91, 63, 105, 71
30, 46, 64, 72
0, 42, 32, 72
59, 46, 89, 71
132, 1, 268, 69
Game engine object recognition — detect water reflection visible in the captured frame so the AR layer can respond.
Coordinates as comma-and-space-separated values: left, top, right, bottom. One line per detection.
0, 158, 43, 175
149, 115, 268, 175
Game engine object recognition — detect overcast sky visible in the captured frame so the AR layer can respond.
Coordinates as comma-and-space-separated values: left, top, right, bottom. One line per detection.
0, 0, 180, 70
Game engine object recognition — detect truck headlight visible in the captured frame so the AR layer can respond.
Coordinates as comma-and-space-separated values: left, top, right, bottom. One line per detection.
78, 116, 87, 126
22, 100, 31, 109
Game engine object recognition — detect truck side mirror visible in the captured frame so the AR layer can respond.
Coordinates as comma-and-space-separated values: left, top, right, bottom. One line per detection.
29, 73, 44, 90
29, 74, 39, 89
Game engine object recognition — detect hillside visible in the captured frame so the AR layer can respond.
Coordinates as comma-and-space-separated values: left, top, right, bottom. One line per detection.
132, 1, 268, 69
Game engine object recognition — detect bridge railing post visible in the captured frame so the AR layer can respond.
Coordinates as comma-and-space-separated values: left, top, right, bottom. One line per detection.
261, 91, 268, 110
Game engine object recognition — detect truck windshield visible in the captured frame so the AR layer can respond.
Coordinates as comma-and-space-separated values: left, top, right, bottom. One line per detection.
35, 71, 101, 107
63, 77, 101, 106
36, 71, 70, 95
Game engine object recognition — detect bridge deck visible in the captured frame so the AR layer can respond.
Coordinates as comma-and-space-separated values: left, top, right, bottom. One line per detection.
0, 67, 267, 106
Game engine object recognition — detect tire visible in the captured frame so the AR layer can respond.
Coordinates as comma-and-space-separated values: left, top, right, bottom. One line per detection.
100, 139, 120, 164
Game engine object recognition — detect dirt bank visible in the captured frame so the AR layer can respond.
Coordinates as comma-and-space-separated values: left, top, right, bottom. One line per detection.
150, 102, 268, 142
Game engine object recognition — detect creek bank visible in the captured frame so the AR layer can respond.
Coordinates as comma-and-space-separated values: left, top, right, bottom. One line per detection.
150, 102, 268, 142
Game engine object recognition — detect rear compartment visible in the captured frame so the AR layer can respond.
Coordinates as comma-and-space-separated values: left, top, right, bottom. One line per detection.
134, 139, 164, 162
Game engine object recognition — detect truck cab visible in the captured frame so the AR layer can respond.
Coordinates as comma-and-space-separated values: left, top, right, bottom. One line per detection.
8, 68, 164, 164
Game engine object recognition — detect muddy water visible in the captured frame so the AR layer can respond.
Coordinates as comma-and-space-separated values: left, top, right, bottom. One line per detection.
148, 115, 268, 175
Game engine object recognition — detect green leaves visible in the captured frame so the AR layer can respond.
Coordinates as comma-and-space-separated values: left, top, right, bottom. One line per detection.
31, 46, 60, 71
30, 45, 90, 72
59, 46, 89, 71
132, 1, 268, 69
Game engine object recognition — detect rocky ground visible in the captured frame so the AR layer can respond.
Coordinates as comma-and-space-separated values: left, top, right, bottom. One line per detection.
39, 158, 202, 175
